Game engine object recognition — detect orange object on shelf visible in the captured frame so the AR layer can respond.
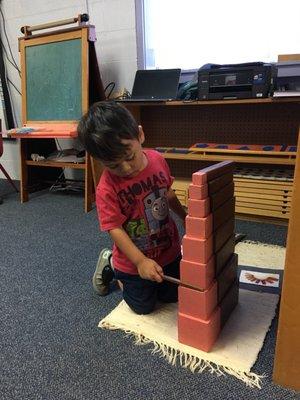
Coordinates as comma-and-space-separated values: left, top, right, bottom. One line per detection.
8, 123, 78, 138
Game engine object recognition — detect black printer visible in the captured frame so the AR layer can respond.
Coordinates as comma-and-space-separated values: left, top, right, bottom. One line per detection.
198, 62, 277, 100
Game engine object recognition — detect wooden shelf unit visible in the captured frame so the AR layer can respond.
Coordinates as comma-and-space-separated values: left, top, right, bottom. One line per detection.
125, 98, 300, 220
160, 150, 296, 165
19, 137, 94, 212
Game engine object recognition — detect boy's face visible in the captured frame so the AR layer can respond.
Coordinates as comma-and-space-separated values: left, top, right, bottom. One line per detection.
102, 126, 146, 178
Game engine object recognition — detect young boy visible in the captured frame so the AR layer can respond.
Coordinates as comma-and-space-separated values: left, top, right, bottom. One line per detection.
78, 101, 186, 314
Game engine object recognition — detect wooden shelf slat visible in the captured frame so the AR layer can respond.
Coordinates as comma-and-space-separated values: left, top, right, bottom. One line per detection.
161, 152, 296, 165
236, 206, 290, 219
189, 147, 296, 157
26, 160, 86, 169
235, 196, 291, 207
234, 178, 293, 186
235, 191, 292, 201
123, 97, 300, 107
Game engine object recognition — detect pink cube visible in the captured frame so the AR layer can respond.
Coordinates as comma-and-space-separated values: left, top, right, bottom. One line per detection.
189, 183, 208, 200
188, 197, 210, 218
182, 234, 213, 264
178, 281, 218, 320
186, 214, 213, 238
180, 256, 215, 290
178, 308, 221, 352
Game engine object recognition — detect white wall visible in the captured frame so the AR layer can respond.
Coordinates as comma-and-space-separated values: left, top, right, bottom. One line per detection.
0, 0, 138, 179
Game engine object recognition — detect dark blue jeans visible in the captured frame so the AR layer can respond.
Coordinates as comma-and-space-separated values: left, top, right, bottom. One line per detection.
114, 256, 181, 315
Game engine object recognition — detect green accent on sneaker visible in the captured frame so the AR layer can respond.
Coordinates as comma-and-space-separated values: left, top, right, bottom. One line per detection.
92, 248, 113, 296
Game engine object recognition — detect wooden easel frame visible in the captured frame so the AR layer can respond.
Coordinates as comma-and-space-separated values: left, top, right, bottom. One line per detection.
17, 24, 95, 212
19, 27, 89, 124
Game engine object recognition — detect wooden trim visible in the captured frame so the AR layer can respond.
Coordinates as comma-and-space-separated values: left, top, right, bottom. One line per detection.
26, 160, 85, 169
90, 156, 104, 191
84, 152, 94, 212
273, 131, 300, 390
190, 147, 296, 157
20, 39, 27, 126
120, 97, 300, 107
235, 191, 292, 201
81, 27, 89, 113
20, 28, 86, 125
278, 54, 300, 62
236, 201, 290, 212
235, 196, 291, 207
20, 139, 28, 202
235, 206, 289, 218
234, 183, 292, 192
19, 26, 88, 42
25, 120, 79, 124
234, 178, 293, 187
22, 16, 83, 35
168, 98, 300, 106
161, 152, 296, 165
19, 29, 84, 47
234, 187, 291, 195
235, 213, 288, 226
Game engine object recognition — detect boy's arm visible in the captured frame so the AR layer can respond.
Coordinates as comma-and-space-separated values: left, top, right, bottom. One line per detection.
167, 188, 187, 223
109, 227, 164, 283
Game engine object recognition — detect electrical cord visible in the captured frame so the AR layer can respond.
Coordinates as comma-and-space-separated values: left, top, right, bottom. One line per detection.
0, 38, 19, 74
114, 89, 132, 100
0, 1, 20, 125
55, 138, 63, 151
7, 77, 21, 95
104, 81, 115, 98
0, 6, 20, 74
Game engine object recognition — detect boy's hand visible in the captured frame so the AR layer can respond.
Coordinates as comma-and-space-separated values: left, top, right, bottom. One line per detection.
136, 258, 164, 283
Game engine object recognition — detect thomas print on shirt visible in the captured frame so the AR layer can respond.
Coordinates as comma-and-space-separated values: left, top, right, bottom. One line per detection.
144, 187, 168, 233
143, 187, 172, 258
117, 172, 168, 206
119, 173, 172, 257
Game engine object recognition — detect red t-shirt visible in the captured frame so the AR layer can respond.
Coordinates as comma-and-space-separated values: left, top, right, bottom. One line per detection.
96, 149, 181, 275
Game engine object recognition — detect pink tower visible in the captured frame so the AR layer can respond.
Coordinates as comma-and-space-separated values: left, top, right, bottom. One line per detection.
178, 161, 239, 352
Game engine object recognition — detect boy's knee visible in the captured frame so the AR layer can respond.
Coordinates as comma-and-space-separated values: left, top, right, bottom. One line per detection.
129, 303, 155, 315
124, 296, 155, 315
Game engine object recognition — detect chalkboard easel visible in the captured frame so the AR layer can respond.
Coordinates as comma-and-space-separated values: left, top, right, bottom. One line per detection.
14, 15, 105, 212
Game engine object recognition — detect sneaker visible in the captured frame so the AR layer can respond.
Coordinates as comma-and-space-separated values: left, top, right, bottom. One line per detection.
92, 249, 114, 296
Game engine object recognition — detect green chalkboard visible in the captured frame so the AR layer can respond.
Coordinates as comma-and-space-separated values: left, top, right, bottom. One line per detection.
25, 39, 82, 121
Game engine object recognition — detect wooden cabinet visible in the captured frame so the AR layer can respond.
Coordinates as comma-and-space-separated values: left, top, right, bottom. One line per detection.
273, 132, 300, 390
18, 136, 94, 213
125, 98, 300, 220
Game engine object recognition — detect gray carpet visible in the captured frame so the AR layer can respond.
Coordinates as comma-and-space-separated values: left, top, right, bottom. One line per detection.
0, 180, 299, 400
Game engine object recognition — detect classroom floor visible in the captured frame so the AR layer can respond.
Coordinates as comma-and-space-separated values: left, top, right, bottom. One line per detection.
0, 179, 298, 400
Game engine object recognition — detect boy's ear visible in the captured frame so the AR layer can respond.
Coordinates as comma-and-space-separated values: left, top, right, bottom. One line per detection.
138, 125, 145, 144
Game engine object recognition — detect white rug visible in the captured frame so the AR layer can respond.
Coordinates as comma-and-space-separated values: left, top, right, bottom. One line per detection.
100, 289, 279, 388
235, 240, 285, 270
99, 242, 283, 388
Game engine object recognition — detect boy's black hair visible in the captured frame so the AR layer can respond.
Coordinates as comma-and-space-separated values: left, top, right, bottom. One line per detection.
77, 100, 140, 162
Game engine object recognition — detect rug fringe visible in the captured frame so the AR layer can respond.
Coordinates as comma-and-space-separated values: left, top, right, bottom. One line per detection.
99, 320, 264, 388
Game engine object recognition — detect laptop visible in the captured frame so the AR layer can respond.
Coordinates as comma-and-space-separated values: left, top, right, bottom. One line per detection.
119, 68, 181, 102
